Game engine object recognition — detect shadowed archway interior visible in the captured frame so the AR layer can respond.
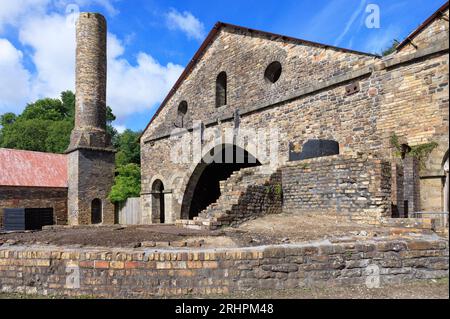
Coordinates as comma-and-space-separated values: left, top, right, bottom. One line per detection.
152, 179, 165, 223
181, 144, 261, 219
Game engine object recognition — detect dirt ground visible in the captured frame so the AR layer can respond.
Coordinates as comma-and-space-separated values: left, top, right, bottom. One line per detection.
0, 213, 439, 248
0, 279, 448, 299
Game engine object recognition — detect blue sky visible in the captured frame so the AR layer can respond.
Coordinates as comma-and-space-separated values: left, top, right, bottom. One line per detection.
0, 0, 446, 132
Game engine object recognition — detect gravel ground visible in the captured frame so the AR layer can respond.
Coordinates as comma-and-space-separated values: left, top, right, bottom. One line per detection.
0, 213, 430, 249
0, 279, 448, 299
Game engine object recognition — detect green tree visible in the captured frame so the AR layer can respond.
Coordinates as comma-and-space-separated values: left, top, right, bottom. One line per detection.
114, 129, 141, 166
381, 40, 400, 56
0, 90, 117, 154
0, 113, 17, 126
108, 164, 141, 203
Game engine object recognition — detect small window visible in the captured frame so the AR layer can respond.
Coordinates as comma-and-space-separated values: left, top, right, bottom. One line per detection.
216, 72, 227, 108
91, 198, 102, 224
264, 61, 282, 83
175, 101, 188, 128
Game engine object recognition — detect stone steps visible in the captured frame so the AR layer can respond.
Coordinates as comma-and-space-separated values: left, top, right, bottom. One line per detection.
176, 166, 280, 230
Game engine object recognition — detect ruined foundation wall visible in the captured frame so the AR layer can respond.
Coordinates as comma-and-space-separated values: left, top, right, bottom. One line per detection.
282, 155, 391, 223
0, 238, 447, 298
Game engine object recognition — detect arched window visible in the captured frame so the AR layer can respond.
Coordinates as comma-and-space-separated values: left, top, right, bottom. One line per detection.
216, 72, 227, 108
264, 61, 282, 83
91, 198, 102, 224
152, 180, 165, 224
175, 101, 188, 128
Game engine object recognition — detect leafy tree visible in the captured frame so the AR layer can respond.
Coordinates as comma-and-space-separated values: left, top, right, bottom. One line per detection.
45, 120, 73, 153
114, 129, 141, 166
108, 164, 141, 203
381, 40, 400, 56
0, 90, 117, 153
0, 113, 17, 126
0, 119, 50, 151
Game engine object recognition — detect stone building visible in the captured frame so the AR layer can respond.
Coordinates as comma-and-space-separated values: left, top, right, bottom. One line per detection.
140, 3, 449, 228
0, 149, 68, 229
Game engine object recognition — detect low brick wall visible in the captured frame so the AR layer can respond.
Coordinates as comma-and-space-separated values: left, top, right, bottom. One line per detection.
0, 186, 68, 228
0, 237, 447, 298
282, 155, 392, 223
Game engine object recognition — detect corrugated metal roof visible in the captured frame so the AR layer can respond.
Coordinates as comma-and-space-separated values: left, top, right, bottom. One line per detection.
0, 148, 67, 188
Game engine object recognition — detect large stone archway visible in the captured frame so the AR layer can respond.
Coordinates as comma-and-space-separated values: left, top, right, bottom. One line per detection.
180, 144, 261, 219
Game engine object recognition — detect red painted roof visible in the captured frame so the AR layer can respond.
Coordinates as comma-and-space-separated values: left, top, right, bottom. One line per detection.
0, 148, 67, 188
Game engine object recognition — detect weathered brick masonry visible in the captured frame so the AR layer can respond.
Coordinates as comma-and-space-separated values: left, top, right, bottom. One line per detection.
0, 238, 447, 297
0, 187, 67, 228
140, 8, 449, 224
282, 155, 391, 223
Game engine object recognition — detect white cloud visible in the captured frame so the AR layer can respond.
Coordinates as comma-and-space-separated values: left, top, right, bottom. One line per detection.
0, 0, 50, 33
55, 0, 119, 17
166, 9, 206, 41
334, 0, 367, 46
0, 3, 184, 130
19, 13, 76, 99
113, 124, 126, 133
107, 37, 184, 118
0, 39, 32, 113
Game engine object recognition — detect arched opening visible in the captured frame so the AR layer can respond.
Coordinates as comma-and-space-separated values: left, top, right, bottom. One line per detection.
152, 179, 165, 223
181, 144, 261, 219
264, 61, 282, 83
91, 198, 102, 224
216, 72, 227, 107
175, 101, 188, 128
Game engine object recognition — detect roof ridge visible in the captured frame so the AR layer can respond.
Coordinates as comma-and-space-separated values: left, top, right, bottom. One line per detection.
0, 148, 66, 156
397, 1, 449, 50
140, 21, 379, 139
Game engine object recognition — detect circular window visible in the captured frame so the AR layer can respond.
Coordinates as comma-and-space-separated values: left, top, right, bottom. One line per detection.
264, 61, 282, 83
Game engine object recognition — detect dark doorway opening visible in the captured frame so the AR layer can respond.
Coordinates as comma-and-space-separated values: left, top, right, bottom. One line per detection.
3, 208, 54, 231
91, 199, 102, 224
181, 144, 261, 219
152, 179, 165, 223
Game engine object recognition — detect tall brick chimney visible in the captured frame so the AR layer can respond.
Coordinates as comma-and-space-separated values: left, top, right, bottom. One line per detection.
66, 13, 116, 226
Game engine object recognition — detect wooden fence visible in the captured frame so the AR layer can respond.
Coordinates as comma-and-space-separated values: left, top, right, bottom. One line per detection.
115, 197, 142, 225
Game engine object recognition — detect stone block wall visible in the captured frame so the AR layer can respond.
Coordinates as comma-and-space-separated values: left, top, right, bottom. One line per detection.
67, 149, 115, 225
396, 7, 449, 55
140, 21, 448, 222
0, 238, 447, 298
0, 186, 68, 228
282, 155, 391, 222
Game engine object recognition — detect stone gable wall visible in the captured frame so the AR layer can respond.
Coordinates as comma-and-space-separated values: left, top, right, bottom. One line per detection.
140, 19, 449, 222
397, 8, 449, 55
141, 28, 376, 141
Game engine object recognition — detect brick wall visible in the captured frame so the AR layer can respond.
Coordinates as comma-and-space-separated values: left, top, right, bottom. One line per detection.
0, 186, 68, 228
0, 238, 447, 298
282, 155, 391, 222
139, 19, 448, 222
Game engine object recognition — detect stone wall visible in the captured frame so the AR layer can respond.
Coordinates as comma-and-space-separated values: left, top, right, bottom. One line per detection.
282, 155, 391, 223
139, 18, 448, 223
0, 186, 67, 228
397, 8, 449, 55
67, 149, 115, 225
0, 238, 447, 298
